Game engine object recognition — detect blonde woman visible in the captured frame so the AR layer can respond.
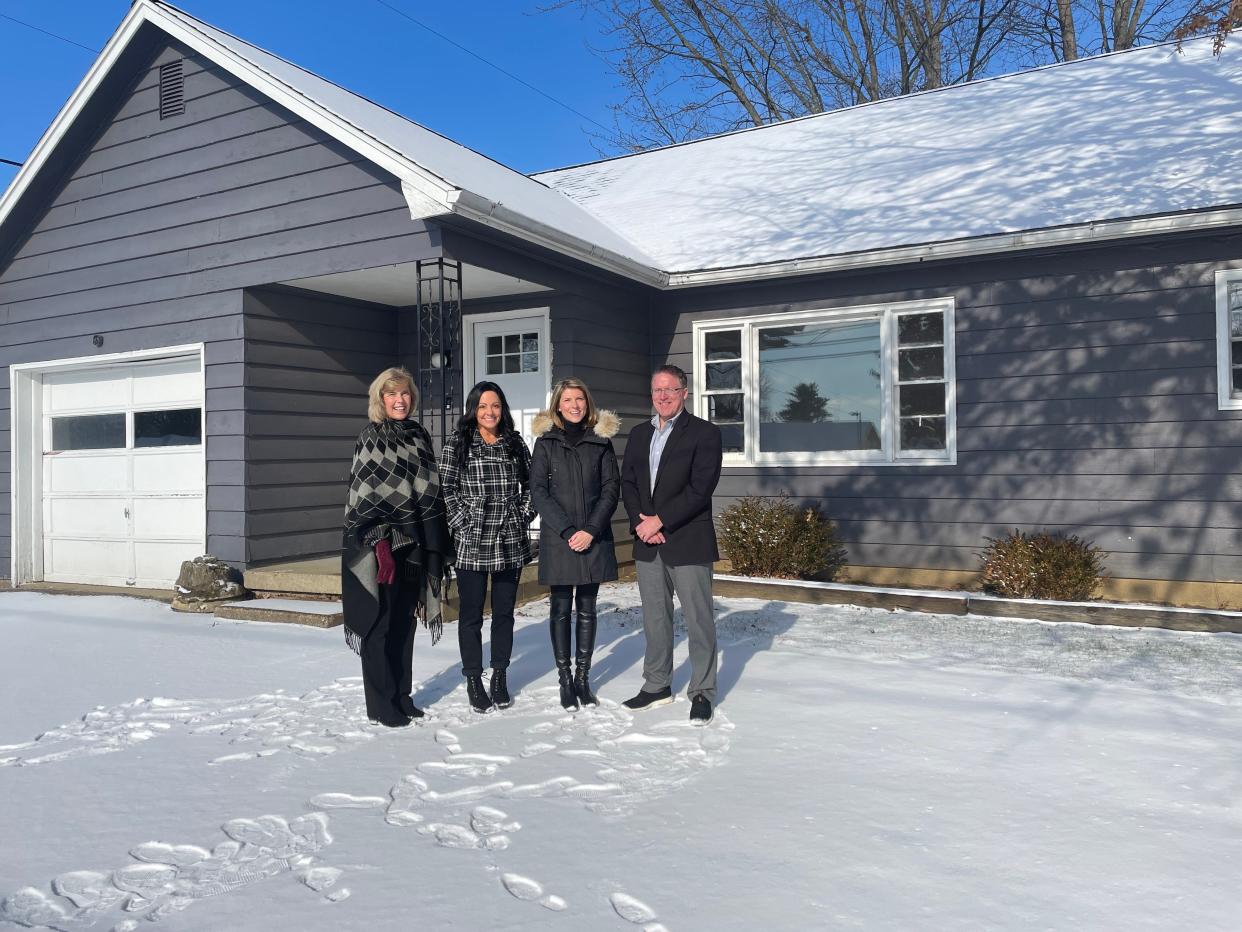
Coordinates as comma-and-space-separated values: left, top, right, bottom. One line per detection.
342, 367, 451, 727
530, 378, 620, 710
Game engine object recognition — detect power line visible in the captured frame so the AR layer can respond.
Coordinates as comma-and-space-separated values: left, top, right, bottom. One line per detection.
1, 157, 24, 167
0, 12, 99, 53
370, 0, 609, 133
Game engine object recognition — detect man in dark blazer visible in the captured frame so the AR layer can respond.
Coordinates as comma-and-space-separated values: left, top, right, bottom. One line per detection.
620, 364, 723, 725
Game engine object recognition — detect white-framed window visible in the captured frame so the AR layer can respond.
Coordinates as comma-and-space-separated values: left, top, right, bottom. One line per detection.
694, 298, 956, 466
1215, 270, 1242, 410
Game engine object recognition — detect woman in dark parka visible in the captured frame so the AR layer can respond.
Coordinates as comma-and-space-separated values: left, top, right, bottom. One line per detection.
530, 377, 620, 709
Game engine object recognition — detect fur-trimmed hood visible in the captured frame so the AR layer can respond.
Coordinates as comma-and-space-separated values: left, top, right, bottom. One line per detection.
533, 408, 620, 440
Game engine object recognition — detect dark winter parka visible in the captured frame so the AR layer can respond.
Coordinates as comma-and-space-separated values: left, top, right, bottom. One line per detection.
529, 410, 621, 586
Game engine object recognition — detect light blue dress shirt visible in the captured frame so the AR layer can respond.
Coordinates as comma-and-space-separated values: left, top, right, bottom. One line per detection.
648, 410, 682, 493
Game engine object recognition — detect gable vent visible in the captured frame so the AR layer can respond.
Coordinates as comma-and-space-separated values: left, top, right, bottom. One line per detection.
158, 59, 185, 119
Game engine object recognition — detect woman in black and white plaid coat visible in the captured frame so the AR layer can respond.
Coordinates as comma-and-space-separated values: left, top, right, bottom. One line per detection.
439, 380, 535, 713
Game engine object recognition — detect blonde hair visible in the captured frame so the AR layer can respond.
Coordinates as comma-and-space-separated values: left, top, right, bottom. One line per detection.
548, 377, 599, 431
367, 367, 418, 423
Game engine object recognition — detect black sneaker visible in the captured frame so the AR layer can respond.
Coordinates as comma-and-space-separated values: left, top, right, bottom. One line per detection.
689, 695, 713, 726
622, 687, 673, 711
490, 669, 513, 709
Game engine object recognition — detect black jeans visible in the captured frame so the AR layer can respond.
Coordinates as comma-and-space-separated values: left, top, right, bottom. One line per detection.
361, 579, 418, 720
456, 567, 521, 676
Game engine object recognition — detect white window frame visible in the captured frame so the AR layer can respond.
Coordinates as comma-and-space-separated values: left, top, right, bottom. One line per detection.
1215, 270, 1242, 410
693, 298, 956, 467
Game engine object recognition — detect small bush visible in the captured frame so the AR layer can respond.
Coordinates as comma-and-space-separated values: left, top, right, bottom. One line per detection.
979, 530, 1107, 600
717, 496, 847, 580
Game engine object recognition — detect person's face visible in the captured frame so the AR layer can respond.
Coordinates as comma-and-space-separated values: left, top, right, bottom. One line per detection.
382, 384, 412, 420
651, 372, 687, 420
558, 387, 587, 424
476, 391, 503, 433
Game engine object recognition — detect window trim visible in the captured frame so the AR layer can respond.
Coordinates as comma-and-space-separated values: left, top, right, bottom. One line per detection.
1216, 270, 1242, 410
693, 297, 957, 467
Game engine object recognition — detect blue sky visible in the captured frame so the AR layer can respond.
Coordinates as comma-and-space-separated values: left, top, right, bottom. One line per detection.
0, 0, 623, 188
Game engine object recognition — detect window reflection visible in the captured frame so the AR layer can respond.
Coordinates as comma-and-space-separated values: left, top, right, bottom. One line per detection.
758, 321, 883, 453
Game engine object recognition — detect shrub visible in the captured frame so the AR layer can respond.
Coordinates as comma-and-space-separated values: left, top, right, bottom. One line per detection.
978, 530, 1107, 600
717, 496, 847, 580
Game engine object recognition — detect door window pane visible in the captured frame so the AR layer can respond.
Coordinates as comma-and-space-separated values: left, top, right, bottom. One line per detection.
50, 413, 125, 451
758, 320, 883, 453
134, 408, 202, 447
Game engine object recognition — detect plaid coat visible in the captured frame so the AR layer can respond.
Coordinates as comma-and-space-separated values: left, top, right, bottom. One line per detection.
439, 428, 535, 572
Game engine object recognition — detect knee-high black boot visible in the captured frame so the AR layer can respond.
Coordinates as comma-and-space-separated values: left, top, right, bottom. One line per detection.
574, 587, 599, 706
550, 587, 579, 710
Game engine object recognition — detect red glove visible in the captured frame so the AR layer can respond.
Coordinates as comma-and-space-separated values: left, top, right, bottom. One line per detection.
374, 539, 396, 585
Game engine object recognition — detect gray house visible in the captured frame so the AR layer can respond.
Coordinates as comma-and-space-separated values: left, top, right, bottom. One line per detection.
4, 0, 1242, 607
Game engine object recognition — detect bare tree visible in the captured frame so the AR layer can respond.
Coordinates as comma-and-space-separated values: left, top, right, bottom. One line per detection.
552, 0, 1209, 150
552, 0, 1022, 149
1011, 0, 1199, 62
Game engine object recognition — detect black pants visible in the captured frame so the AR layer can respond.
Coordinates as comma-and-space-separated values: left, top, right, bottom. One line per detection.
456, 567, 521, 676
361, 580, 418, 720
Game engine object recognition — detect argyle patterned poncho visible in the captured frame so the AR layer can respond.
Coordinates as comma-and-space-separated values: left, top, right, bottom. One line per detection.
342, 418, 452, 653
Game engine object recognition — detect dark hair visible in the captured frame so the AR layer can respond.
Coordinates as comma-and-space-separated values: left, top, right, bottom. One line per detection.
452, 381, 527, 487
652, 364, 688, 389
458, 381, 516, 437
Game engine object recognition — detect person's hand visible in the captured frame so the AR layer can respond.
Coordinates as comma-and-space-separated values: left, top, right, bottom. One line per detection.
649, 531, 666, 545
635, 513, 663, 543
375, 539, 396, 585
568, 530, 594, 552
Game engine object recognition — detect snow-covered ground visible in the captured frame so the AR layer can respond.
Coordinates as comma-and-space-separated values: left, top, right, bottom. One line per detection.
1, 586, 1240, 931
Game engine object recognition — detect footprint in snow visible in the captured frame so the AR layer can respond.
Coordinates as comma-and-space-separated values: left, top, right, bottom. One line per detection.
0, 811, 341, 929
500, 873, 566, 911
610, 891, 659, 923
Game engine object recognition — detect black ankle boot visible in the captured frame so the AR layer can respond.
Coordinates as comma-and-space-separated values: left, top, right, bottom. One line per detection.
465, 674, 493, 713
490, 669, 512, 709
574, 593, 599, 706
550, 588, 578, 710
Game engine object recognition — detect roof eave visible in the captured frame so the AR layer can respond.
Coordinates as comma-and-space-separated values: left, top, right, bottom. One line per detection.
664, 206, 1242, 288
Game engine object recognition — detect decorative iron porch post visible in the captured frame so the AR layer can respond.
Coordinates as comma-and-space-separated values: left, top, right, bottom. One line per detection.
413, 258, 463, 450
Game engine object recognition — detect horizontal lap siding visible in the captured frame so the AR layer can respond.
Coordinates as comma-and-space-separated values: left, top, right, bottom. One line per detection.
0, 42, 432, 570
658, 235, 1242, 584
242, 287, 395, 564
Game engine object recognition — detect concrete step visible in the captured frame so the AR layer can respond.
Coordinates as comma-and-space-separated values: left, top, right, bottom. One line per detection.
214, 598, 343, 628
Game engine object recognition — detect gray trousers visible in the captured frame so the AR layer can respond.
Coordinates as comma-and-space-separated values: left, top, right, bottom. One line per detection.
635, 554, 716, 702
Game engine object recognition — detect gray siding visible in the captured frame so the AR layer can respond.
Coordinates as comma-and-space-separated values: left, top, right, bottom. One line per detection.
657, 234, 1242, 584
0, 41, 436, 569
242, 287, 397, 564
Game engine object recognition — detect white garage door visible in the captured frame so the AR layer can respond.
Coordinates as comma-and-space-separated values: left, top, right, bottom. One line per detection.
41, 356, 205, 588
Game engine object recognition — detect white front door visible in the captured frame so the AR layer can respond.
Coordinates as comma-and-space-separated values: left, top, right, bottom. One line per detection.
470, 312, 550, 451
40, 356, 205, 588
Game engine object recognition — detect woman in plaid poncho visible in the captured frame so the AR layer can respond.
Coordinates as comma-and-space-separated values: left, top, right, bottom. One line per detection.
342, 367, 451, 727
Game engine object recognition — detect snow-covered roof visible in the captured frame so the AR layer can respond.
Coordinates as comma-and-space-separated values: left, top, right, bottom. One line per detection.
537, 38, 1242, 281
4, 1, 1242, 289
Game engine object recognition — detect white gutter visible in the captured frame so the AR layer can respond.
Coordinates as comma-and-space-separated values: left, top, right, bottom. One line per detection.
665, 206, 1242, 289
